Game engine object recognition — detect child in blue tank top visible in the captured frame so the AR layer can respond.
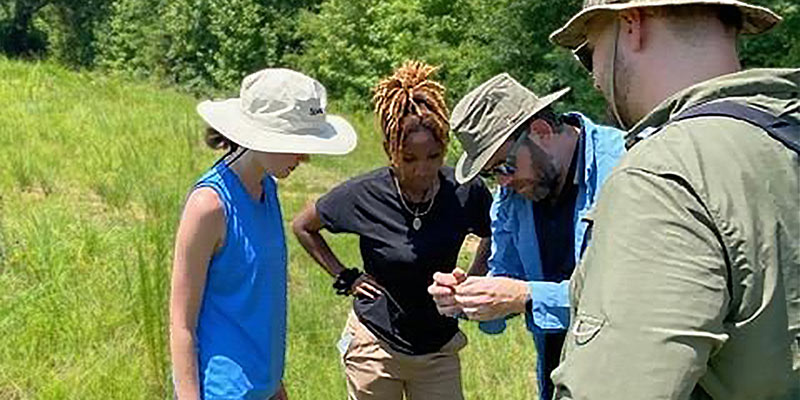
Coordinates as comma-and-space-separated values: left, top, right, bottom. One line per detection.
170, 68, 356, 400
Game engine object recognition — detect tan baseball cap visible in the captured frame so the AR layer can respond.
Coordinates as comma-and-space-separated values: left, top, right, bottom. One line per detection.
197, 68, 357, 155
550, 0, 782, 49
451, 73, 570, 184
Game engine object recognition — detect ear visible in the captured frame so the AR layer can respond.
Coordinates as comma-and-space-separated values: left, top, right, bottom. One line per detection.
619, 9, 644, 52
529, 118, 554, 139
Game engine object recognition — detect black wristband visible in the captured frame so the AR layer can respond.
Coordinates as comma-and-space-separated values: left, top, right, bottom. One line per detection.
333, 268, 363, 296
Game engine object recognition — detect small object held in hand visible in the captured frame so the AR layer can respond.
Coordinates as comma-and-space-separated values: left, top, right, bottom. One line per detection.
333, 268, 363, 296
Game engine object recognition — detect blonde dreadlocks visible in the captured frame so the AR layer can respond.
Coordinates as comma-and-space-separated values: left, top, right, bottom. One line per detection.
373, 60, 450, 163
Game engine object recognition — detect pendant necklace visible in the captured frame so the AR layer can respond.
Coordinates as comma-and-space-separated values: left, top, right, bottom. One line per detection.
392, 174, 437, 231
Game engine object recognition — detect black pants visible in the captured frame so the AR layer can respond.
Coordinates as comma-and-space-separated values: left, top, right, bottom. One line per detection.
533, 330, 567, 400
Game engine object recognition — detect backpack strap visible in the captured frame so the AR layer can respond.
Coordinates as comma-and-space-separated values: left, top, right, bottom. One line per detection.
671, 100, 800, 155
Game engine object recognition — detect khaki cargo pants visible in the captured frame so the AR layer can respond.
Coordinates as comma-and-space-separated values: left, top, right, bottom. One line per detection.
339, 312, 467, 400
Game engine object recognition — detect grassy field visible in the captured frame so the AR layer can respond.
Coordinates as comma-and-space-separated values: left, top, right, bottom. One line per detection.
0, 58, 536, 399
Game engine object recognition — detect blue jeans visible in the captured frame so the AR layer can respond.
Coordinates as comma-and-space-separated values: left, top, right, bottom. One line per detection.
532, 330, 566, 400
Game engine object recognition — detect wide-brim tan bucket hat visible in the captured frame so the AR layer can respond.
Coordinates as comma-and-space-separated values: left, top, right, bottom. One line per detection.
197, 68, 357, 155
452, 73, 570, 184
550, 0, 782, 49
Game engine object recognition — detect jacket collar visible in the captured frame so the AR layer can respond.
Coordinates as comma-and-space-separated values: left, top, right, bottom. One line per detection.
627, 68, 800, 148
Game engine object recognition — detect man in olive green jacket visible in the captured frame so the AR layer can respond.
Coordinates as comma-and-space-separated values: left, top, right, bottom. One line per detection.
549, 1, 799, 399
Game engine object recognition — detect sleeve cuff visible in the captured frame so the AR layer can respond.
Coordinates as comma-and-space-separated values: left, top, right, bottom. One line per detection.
525, 280, 571, 331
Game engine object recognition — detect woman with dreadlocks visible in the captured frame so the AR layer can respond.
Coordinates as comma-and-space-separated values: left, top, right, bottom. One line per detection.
292, 60, 492, 399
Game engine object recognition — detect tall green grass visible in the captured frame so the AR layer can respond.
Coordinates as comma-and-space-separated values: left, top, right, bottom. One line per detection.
0, 58, 535, 399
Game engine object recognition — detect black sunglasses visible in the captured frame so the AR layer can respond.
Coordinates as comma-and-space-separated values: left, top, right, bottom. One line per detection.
478, 129, 532, 179
573, 42, 593, 73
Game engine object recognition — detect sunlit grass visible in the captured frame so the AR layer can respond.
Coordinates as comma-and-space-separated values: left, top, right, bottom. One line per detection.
0, 58, 535, 399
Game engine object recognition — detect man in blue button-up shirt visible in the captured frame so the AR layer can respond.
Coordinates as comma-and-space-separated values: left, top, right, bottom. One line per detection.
429, 73, 624, 399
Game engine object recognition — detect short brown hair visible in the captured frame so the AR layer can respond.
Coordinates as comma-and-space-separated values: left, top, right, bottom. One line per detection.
204, 127, 239, 152
514, 107, 563, 138
535, 107, 563, 132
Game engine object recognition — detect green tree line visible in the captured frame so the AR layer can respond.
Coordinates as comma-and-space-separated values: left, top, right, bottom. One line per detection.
2, 0, 798, 118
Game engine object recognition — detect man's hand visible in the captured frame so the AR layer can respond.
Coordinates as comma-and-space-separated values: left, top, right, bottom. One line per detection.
454, 276, 529, 321
428, 268, 468, 317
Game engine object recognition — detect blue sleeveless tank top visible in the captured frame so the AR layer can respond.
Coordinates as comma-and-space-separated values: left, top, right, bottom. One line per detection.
193, 162, 287, 399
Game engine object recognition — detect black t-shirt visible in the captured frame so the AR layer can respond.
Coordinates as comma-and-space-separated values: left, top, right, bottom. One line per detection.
531, 139, 580, 283
317, 166, 492, 355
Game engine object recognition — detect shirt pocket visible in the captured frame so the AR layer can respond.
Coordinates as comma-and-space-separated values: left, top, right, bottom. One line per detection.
571, 312, 605, 346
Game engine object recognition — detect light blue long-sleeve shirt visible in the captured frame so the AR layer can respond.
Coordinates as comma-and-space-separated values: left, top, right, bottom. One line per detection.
486, 112, 625, 333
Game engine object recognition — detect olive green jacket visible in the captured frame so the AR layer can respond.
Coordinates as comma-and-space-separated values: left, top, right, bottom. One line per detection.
553, 69, 800, 400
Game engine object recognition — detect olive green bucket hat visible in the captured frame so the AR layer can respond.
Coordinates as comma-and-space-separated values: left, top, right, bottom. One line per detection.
452, 73, 570, 184
550, 0, 782, 49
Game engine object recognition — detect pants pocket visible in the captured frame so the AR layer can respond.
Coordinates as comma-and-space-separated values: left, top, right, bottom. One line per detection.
338, 312, 362, 364
439, 330, 468, 354
338, 330, 355, 360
